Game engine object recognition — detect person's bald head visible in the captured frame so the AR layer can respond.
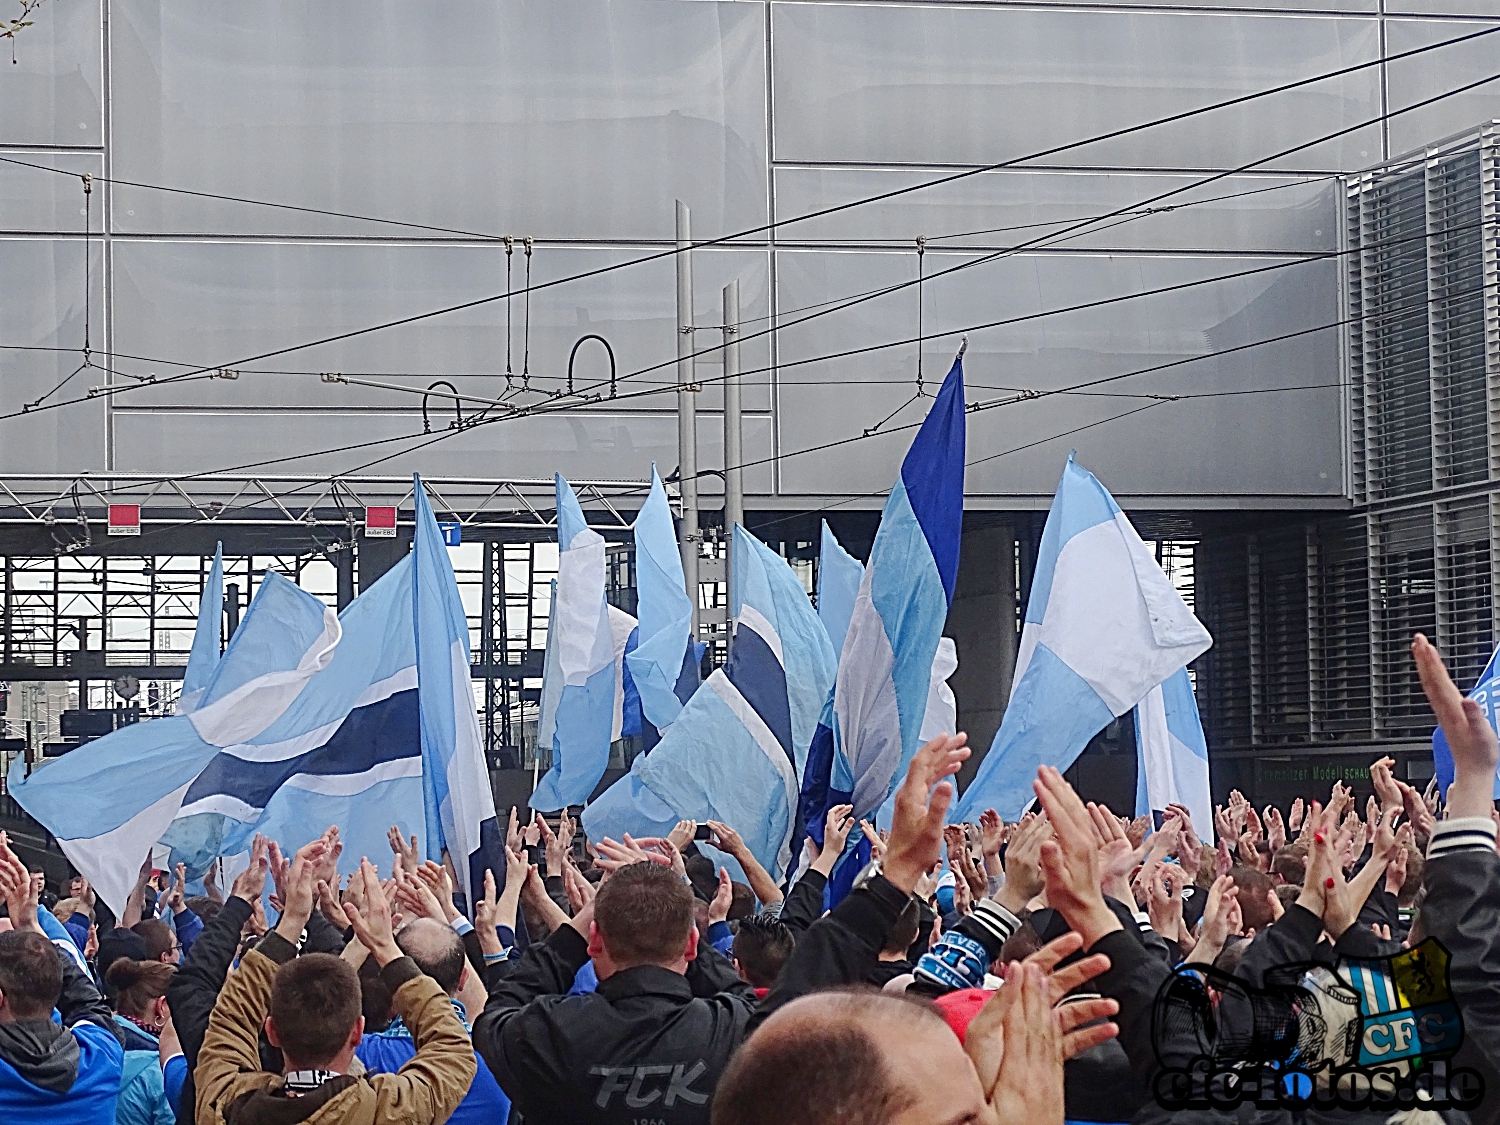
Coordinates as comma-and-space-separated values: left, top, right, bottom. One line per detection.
394, 918, 466, 995
712, 990, 986, 1125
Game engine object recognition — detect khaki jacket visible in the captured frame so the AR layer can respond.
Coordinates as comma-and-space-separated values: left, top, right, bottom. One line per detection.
195, 933, 475, 1125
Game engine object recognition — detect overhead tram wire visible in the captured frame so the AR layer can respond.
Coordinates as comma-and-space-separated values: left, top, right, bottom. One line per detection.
1, 25, 1496, 422
0, 212, 1490, 537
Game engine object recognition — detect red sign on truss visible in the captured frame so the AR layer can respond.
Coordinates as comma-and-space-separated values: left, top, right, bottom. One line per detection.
365, 506, 398, 538
107, 504, 141, 536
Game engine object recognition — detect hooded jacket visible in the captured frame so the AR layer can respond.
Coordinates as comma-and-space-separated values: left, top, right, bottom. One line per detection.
0, 943, 125, 1125
194, 932, 475, 1125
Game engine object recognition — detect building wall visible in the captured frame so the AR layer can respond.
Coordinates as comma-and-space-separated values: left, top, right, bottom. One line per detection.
10, 1, 1492, 506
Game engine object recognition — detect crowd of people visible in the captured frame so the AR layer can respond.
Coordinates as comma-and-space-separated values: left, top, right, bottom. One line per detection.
0, 630, 1498, 1124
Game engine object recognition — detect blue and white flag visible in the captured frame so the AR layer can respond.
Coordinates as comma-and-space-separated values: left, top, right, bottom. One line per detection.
9, 571, 342, 915
176, 543, 224, 715
583, 526, 837, 884
625, 464, 699, 732
955, 455, 1212, 821
1134, 668, 1214, 844
1432, 642, 1500, 799
413, 479, 505, 905
836, 355, 965, 820
532, 474, 636, 811
817, 520, 863, 658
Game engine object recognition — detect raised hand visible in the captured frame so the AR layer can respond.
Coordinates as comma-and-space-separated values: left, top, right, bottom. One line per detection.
859, 820, 887, 861
505, 806, 522, 852
386, 825, 419, 875
272, 836, 328, 943
884, 733, 970, 893
1187, 874, 1239, 967
822, 804, 854, 856
474, 869, 503, 956
1414, 633, 1500, 820
1289, 797, 1305, 834
666, 819, 697, 854
524, 813, 544, 848
0, 837, 39, 933
342, 858, 401, 966
562, 861, 596, 914
707, 868, 734, 925
979, 809, 1005, 860
1167, 804, 1203, 856
1034, 766, 1122, 948
1370, 756, 1402, 812
995, 814, 1052, 915
311, 826, 343, 890
165, 863, 187, 914
1264, 806, 1286, 855
706, 820, 748, 858
393, 866, 447, 923
594, 835, 671, 876
230, 834, 270, 905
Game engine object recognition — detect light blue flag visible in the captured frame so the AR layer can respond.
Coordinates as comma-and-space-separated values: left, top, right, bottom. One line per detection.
9, 571, 342, 915
1134, 668, 1215, 845
583, 526, 838, 884
1432, 642, 1500, 800
413, 477, 504, 904
836, 356, 966, 820
532, 474, 628, 811
625, 464, 699, 731
955, 455, 1212, 821
176, 543, 224, 715
817, 521, 863, 658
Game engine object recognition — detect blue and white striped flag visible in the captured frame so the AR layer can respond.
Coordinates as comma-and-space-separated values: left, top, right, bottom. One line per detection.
837, 356, 965, 820
816, 520, 863, 658
413, 479, 505, 906
625, 464, 699, 733
955, 455, 1212, 821
532, 474, 637, 811
13, 478, 509, 916
9, 571, 343, 915
176, 542, 224, 715
1134, 668, 1214, 844
583, 526, 837, 884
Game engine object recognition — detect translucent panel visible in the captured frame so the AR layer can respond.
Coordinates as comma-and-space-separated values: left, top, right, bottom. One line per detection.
0, 0, 101, 145
109, 0, 767, 240
0, 238, 106, 472
771, 5, 1381, 171
109, 410, 775, 495
1384, 20, 1500, 158
773, 167, 1339, 254
773, 249, 1342, 500
110, 242, 771, 413
0, 153, 103, 233
1387, 0, 1500, 17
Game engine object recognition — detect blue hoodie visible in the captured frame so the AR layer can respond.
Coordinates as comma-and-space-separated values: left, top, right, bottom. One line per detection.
355, 1000, 509, 1125
0, 1018, 123, 1124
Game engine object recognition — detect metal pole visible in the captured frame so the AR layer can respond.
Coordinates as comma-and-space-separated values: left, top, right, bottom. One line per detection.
675, 200, 700, 635
723, 281, 743, 535
722, 280, 742, 654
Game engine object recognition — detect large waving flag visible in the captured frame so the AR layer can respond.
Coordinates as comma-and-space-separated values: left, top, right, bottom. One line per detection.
837, 355, 965, 819
1432, 643, 1500, 800
413, 478, 505, 905
816, 520, 863, 658
9, 572, 342, 915
955, 455, 1212, 821
583, 526, 837, 883
625, 464, 700, 732
532, 475, 633, 811
1134, 668, 1214, 844
176, 543, 224, 715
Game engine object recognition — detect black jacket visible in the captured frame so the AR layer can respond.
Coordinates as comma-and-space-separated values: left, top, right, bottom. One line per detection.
777, 869, 827, 939
472, 921, 757, 1124
1422, 820, 1500, 1125
165, 894, 257, 1125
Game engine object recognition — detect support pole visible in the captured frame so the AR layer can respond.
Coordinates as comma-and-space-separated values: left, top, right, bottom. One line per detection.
675, 200, 700, 635
723, 280, 742, 648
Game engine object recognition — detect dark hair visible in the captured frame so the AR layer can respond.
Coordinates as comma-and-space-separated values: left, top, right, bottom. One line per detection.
731, 916, 795, 989
711, 992, 927, 1125
97, 927, 152, 988
1271, 851, 1306, 886
0, 931, 63, 1018
268, 953, 361, 1067
1214, 935, 1248, 976
358, 954, 394, 1033
395, 918, 466, 994
185, 896, 222, 925
131, 919, 177, 961
684, 855, 717, 901
999, 912, 1043, 964
1229, 866, 1275, 934
594, 863, 696, 967
105, 959, 175, 1019
729, 882, 756, 922
1274, 884, 1301, 911
881, 899, 921, 958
